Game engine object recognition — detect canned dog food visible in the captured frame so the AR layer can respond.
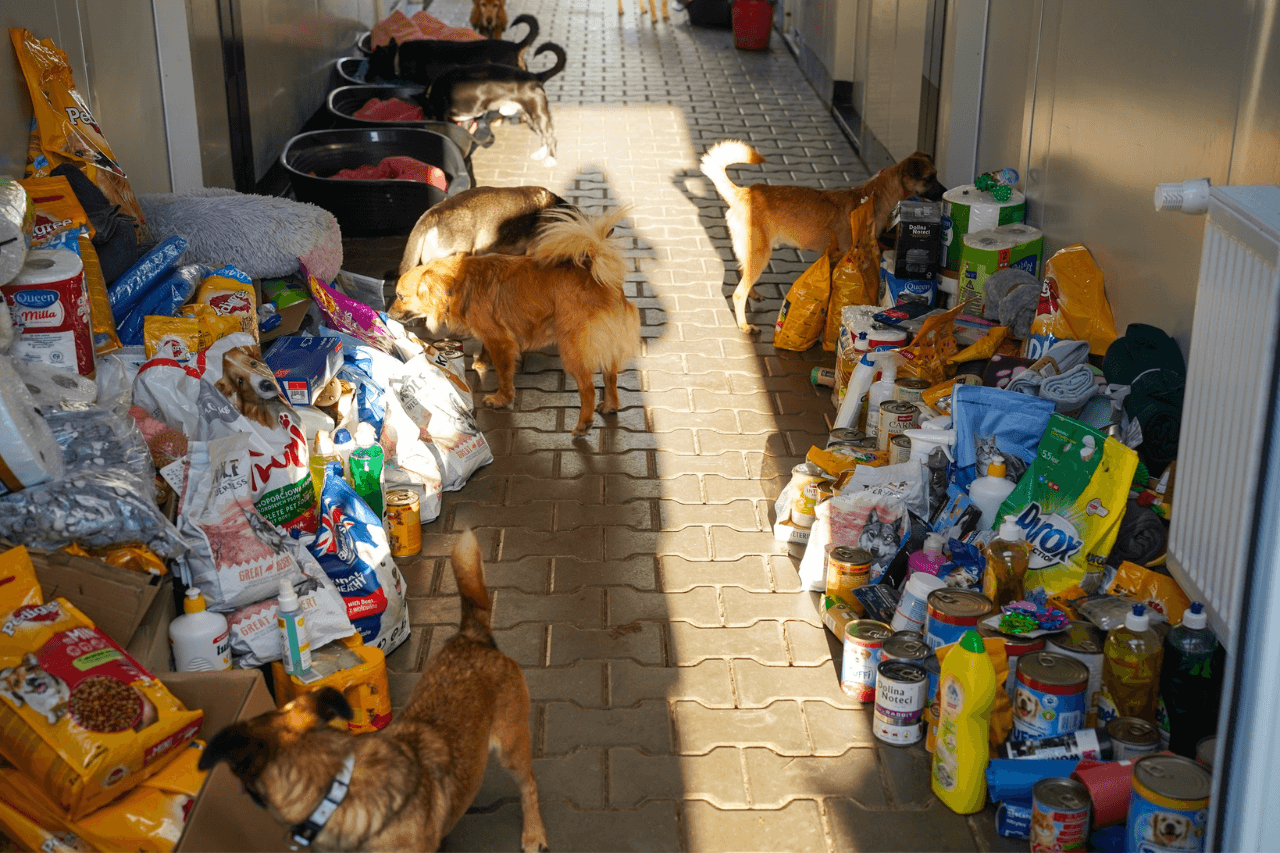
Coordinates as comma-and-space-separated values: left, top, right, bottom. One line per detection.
880, 633, 931, 665
876, 400, 920, 451
1047, 620, 1106, 727
825, 546, 872, 604
873, 660, 927, 745
1195, 736, 1216, 769
1000, 727, 1112, 760
889, 433, 912, 464
827, 427, 867, 446
384, 489, 422, 557
921, 653, 942, 753
1031, 777, 1091, 852
980, 622, 1045, 705
894, 376, 931, 403
840, 620, 893, 701
433, 338, 464, 356
923, 589, 993, 650
787, 462, 831, 529
1127, 754, 1210, 853
1107, 716, 1160, 760
1012, 652, 1090, 742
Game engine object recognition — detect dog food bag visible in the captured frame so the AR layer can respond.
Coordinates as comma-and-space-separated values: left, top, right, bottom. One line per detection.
797, 460, 926, 591
143, 307, 241, 359
1104, 561, 1191, 626
0, 571, 202, 819
395, 348, 493, 492
11, 29, 150, 244
825, 202, 881, 351
308, 473, 411, 655
196, 265, 258, 342
133, 331, 318, 533
774, 252, 830, 351
951, 382, 1056, 494
1024, 245, 1118, 359
302, 261, 399, 355
996, 414, 1139, 602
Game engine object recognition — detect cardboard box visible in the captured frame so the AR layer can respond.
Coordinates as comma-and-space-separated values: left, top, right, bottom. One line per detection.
257, 278, 312, 343
263, 335, 344, 407
164, 670, 291, 852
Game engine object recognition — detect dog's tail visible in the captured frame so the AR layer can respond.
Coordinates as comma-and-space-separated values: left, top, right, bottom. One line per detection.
508, 13, 538, 49
452, 529, 495, 642
699, 139, 765, 205
531, 206, 629, 291
532, 42, 567, 82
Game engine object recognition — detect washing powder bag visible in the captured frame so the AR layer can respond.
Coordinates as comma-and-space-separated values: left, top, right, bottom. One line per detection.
996, 414, 1138, 602
951, 383, 1055, 494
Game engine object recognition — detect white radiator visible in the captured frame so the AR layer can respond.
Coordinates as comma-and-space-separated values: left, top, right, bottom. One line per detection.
1166, 185, 1280, 647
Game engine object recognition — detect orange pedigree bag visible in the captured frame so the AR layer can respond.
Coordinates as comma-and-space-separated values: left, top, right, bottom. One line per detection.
1023, 244, 1118, 358
774, 252, 830, 351
824, 201, 881, 350
0, 565, 202, 819
11, 28, 149, 242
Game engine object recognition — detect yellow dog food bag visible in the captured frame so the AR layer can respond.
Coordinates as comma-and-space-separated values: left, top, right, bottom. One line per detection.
824, 201, 881, 351
1105, 561, 1191, 626
0, 569, 202, 819
143, 305, 241, 360
774, 251, 830, 351
197, 265, 259, 342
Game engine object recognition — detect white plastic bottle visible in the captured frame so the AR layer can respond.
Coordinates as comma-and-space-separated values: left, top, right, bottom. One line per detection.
968, 454, 1017, 531
169, 588, 231, 672
277, 578, 312, 677
864, 351, 900, 443
833, 352, 878, 431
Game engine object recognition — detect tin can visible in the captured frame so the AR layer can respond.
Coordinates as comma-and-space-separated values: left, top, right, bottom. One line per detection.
894, 377, 932, 404
1031, 777, 1091, 852
826, 442, 890, 468
1000, 727, 1112, 760
384, 489, 422, 557
825, 546, 872, 604
1195, 736, 1216, 769
840, 620, 893, 701
827, 427, 867, 446
873, 660, 928, 745
923, 589, 993, 650
889, 433, 913, 465
1012, 652, 1090, 741
980, 622, 1045, 706
1047, 621, 1106, 727
876, 400, 920, 451
1107, 716, 1161, 760
880, 633, 931, 665
433, 338, 464, 355
922, 654, 942, 753
787, 462, 831, 529
1127, 755, 1211, 853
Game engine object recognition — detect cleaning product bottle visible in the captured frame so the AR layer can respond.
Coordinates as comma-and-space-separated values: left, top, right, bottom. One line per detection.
168, 588, 231, 672
332, 427, 355, 483
908, 532, 948, 577
1158, 602, 1225, 757
1098, 604, 1164, 725
864, 350, 900, 443
277, 578, 312, 677
931, 630, 997, 814
968, 454, 1018, 531
982, 516, 1030, 607
833, 352, 878, 431
349, 421, 385, 517
308, 429, 343, 506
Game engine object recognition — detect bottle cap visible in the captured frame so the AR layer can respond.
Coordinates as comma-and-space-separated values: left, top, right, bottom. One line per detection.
998, 516, 1023, 542
923, 532, 945, 556
960, 630, 985, 653
1125, 603, 1150, 632
278, 578, 299, 610
333, 427, 352, 445
314, 429, 335, 455
355, 422, 377, 448
1183, 601, 1208, 630
987, 454, 1007, 479
183, 587, 207, 614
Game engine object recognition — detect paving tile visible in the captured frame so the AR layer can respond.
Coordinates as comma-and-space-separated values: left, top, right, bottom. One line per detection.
659, 555, 774, 592
733, 660, 857, 709
539, 801, 683, 852
672, 701, 809, 755
607, 472, 702, 503
523, 660, 606, 708
826, 798, 980, 852
743, 747, 888, 809
606, 526, 708, 561
804, 701, 879, 753
491, 588, 604, 629
667, 621, 789, 665
471, 746, 606, 811
658, 498, 760, 530
787, 619, 840, 666
607, 586, 722, 626
609, 747, 748, 808
436, 556, 552, 595
550, 555, 659, 591
544, 701, 672, 755
608, 660, 736, 708
549, 623, 665, 666
682, 800, 828, 853
877, 741, 938, 809
722, 587, 825, 627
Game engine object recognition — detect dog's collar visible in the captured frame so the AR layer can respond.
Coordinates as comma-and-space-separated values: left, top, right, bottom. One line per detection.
289, 753, 355, 849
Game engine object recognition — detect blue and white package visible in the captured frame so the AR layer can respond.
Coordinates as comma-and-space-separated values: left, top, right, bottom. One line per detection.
985, 758, 1080, 803
995, 801, 1032, 838
309, 471, 410, 655
950, 383, 1054, 494
882, 263, 938, 307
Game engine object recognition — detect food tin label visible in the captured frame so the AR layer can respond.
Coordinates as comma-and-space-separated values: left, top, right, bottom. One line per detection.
923, 590, 992, 650
1002, 727, 1108, 761
826, 546, 872, 601
383, 489, 421, 557
789, 463, 830, 526
1048, 622, 1105, 726
894, 377, 931, 403
1108, 716, 1160, 760
889, 433, 912, 465
1012, 653, 1090, 741
840, 620, 892, 702
1127, 755, 1211, 853
1032, 778, 1091, 852
873, 660, 927, 745
877, 401, 920, 451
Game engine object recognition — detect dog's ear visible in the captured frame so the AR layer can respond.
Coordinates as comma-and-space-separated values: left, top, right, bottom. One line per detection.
312, 686, 355, 723
200, 721, 259, 772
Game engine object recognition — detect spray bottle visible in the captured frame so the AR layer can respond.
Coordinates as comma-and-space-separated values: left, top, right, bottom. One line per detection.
864, 350, 901, 443
277, 578, 312, 677
833, 352, 878, 431
903, 428, 957, 466
931, 630, 997, 814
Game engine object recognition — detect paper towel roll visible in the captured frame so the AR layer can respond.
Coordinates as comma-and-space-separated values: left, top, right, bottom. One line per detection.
957, 224, 1045, 318
13, 357, 98, 409
942, 185, 1027, 271
0, 179, 31, 288
3, 248, 94, 376
0, 355, 65, 494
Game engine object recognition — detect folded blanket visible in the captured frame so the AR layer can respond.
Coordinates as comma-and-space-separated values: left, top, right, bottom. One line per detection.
999, 281, 1039, 340
981, 268, 1036, 321
328, 156, 448, 190
1006, 368, 1043, 396
354, 97, 424, 122
1039, 363, 1099, 414
1043, 338, 1091, 373
1107, 498, 1168, 567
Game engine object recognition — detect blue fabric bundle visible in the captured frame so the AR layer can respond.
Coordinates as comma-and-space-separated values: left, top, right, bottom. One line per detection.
1039, 363, 1099, 413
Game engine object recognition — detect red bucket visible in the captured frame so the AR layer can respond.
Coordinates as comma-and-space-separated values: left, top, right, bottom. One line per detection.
732, 0, 773, 50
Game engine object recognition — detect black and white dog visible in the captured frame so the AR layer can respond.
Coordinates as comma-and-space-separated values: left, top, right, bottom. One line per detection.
367, 13, 540, 82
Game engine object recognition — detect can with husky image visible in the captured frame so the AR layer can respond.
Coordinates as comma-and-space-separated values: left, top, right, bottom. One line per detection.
1012, 652, 1090, 742
1126, 754, 1210, 853
1031, 777, 1091, 852
873, 660, 928, 745
840, 619, 893, 701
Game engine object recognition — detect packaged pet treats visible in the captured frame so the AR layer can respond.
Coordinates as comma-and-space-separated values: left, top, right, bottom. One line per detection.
303, 261, 399, 355
308, 473, 411, 655
774, 252, 830, 351
897, 302, 964, 385
996, 414, 1139, 602
1024, 245, 1118, 359
143, 306, 241, 359
950, 383, 1055, 494
1104, 561, 1190, 626
196, 265, 258, 341
0, 570, 202, 820
11, 29, 150, 243
825, 202, 881, 351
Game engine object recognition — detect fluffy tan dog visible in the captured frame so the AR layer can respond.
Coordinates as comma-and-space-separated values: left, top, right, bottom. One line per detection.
200, 531, 548, 852
700, 139, 946, 332
389, 207, 639, 436
470, 0, 509, 39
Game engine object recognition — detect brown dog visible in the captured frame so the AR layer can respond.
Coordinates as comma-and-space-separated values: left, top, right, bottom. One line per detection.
471, 0, 509, 40
389, 207, 639, 437
199, 530, 548, 852
700, 139, 946, 333
618, 0, 669, 20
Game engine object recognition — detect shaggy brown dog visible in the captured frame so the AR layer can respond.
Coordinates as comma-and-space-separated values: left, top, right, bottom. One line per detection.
700, 139, 946, 332
200, 531, 548, 852
389, 208, 639, 436
471, 0, 509, 39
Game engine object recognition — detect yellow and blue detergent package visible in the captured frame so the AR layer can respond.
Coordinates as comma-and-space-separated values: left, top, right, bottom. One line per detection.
996, 414, 1138, 602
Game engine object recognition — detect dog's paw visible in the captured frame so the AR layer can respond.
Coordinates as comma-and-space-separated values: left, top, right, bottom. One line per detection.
739, 322, 761, 335
596, 401, 619, 416
571, 420, 594, 437
482, 393, 513, 409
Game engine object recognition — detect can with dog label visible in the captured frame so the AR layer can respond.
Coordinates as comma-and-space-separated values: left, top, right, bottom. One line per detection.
841, 619, 893, 701
1195, 735, 1216, 769
894, 376, 932, 404
1107, 716, 1160, 760
1047, 620, 1106, 727
921, 653, 942, 752
873, 660, 928, 745
433, 338, 464, 356
924, 589, 993, 650
788, 462, 831, 529
877, 400, 920, 451
826, 546, 872, 604
880, 632, 931, 665
1012, 651, 1090, 741
889, 433, 913, 465
383, 489, 421, 557
1000, 727, 1112, 760
1127, 754, 1210, 853
980, 622, 1045, 705
1031, 777, 1091, 852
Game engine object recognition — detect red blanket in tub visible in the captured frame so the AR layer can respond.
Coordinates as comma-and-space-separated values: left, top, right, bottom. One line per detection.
369, 10, 484, 48
327, 156, 448, 191
354, 97, 425, 122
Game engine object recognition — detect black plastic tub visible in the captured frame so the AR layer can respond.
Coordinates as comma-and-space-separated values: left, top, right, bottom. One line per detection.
281, 128, 470, 236
326, 85, 480, 160
356, 31, 372, 55
333, 56, 370, 87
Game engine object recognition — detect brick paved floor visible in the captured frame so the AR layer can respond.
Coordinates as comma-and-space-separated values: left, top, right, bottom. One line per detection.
342, 1, 1021, 849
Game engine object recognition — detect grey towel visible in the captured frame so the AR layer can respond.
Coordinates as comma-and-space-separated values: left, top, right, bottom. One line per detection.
982, 268, 1038, 321
999, 282, 1040, 340
1040, 364, 1099, 413
1043, 339, 1091, 373
1006, 368, 1044, 396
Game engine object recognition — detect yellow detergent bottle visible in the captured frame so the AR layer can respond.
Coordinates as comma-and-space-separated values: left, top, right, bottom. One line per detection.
931, 630, 998, 814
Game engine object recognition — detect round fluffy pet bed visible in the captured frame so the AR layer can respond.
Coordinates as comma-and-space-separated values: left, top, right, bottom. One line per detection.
139, 188, 343, 283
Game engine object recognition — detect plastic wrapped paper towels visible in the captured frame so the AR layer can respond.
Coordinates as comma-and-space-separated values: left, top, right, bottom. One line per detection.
957, 223, 1045, 318
0, 179, 31, 287
0, 355, 65, 495
942, 184, 1026, 271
